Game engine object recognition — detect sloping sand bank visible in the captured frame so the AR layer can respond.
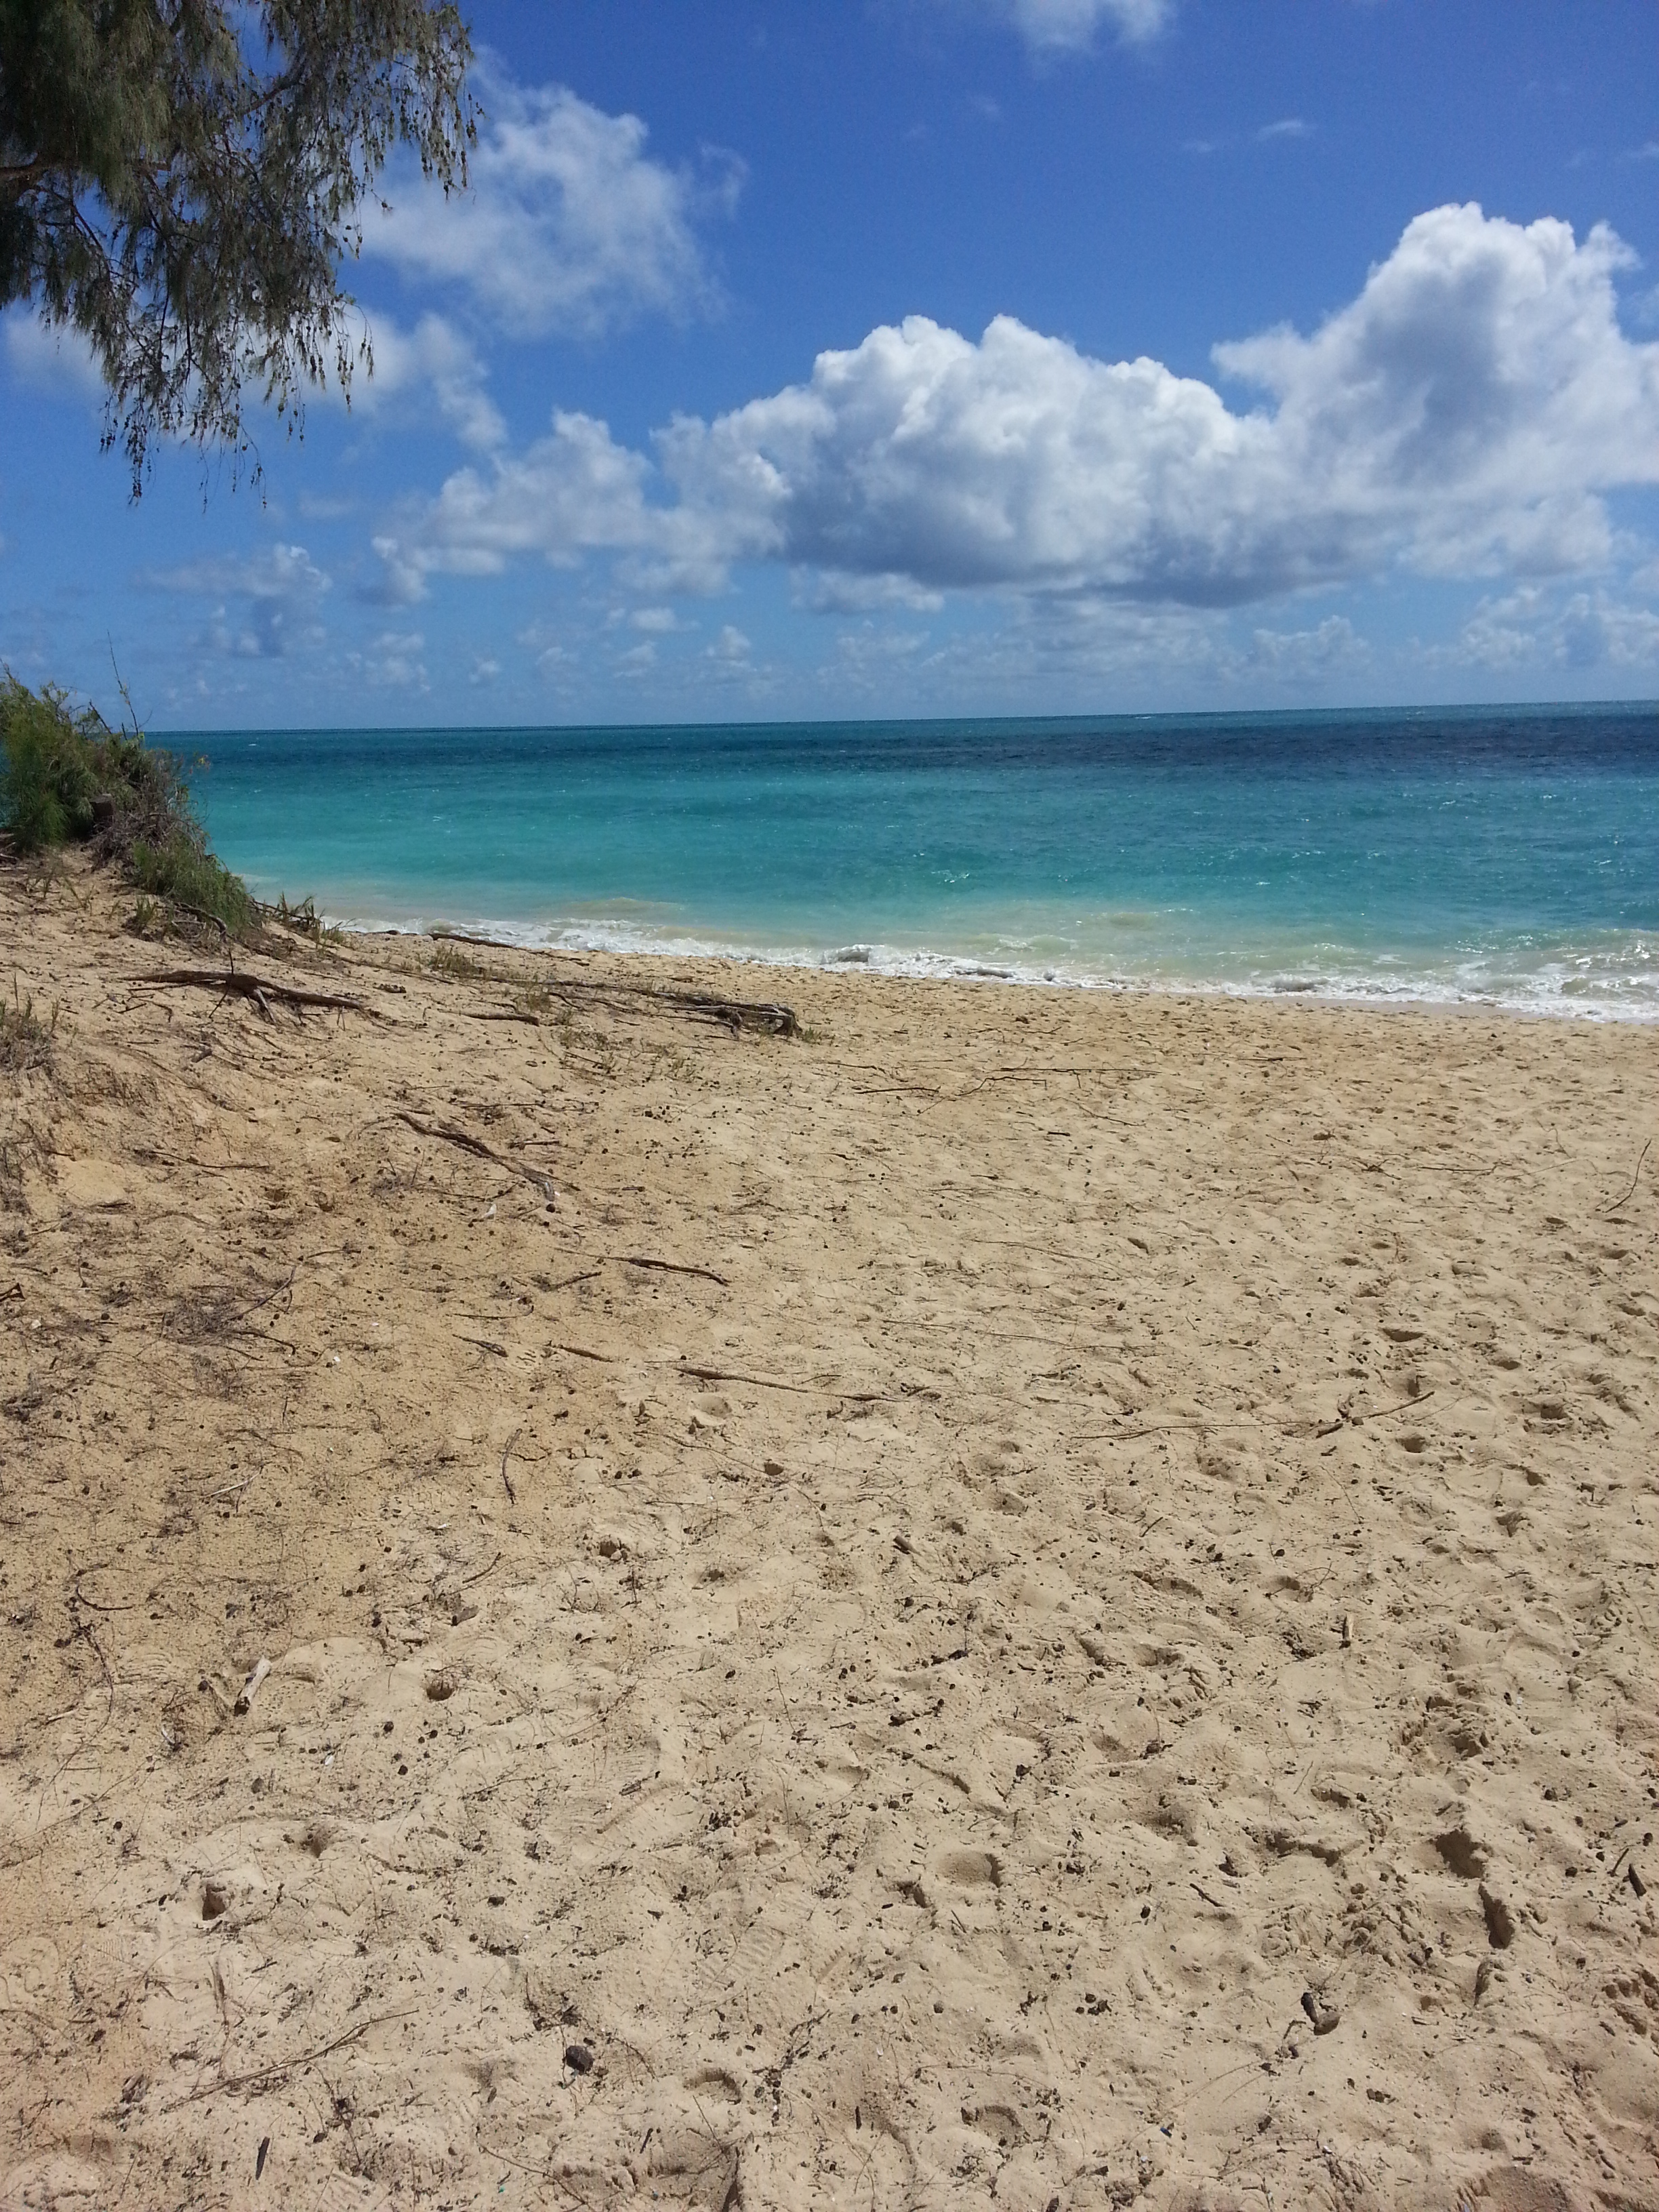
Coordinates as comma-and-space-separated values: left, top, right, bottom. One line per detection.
1, 856, 1656, 2211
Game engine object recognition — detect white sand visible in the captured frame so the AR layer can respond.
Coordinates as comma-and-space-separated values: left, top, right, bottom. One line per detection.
1, 857, 1656, 2211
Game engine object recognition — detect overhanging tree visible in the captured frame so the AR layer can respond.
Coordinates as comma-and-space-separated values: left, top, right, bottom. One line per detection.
0, 0, 474, 492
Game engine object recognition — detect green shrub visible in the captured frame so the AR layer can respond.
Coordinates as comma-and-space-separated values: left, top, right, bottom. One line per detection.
0, 681, 99, 850
131, 832, 252, 934
1, 673, 253, 937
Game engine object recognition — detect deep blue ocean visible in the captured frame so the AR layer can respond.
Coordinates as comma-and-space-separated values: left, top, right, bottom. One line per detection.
185, 705, 1659, 1017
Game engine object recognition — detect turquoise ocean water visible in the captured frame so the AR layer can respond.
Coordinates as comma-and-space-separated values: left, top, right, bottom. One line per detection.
188, 706, 1659, 1017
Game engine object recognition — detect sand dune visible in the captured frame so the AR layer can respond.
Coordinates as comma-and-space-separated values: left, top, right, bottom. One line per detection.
1, 857, 1656, 2210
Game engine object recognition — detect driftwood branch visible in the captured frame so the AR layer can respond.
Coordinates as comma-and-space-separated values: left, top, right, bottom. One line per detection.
549, 981, 798, 1037
676, 1361, 815, 1397
661, 989, 800, 1038
395, 1110, 555, 1202
422, 941, 800, 1038
611, 1253, 729, 1288
138, 968, 376, 1019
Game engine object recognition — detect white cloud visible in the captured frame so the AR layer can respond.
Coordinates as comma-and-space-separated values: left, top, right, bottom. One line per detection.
796, 569, 946, 613
837, 624, 927, 666
1244, 613, 1369, 680
146, 544, 331, 659
1257, 117, 1311, 142
371, 407, 735, 602
1452, 586, 1659, 672
987, 0, 1173, 52
376, 205, 1659, 618
353, 313, 505, 450
2, 310, 105, 401
364, 74, 741, 339
150, 545, 331, 601
349, 630, 429, 689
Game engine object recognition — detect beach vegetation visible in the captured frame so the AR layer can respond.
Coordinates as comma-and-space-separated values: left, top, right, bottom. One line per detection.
0, 677, 100, 848
129, 830, 252, 935
428, 936, 488, 981
0, 977, 56, 1075
510, 973, 558, 1022
272, 893, 343, 947
1, 0, 474, 492
1, 672, 253, 935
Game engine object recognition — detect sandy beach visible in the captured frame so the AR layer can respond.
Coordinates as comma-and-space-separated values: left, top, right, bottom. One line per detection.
1, 851, 1656, 2212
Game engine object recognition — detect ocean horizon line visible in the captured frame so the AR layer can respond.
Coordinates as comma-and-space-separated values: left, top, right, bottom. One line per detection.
154, 695, 1659, 743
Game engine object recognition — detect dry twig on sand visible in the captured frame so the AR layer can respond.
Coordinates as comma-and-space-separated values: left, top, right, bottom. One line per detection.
137, 968, 376, 1020
169, 2015, 409, 2106
395, 1109, 556, 1201
1602, 1136, 1652, 1218
612, 1253, 729, 1287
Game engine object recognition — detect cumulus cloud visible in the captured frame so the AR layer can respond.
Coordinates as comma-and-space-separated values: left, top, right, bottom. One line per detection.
1453, 586, 1659, 673
371, 407, 734, 602
1244, 614, 1369, 680
375, 205, 1659, 617
349, 630, 429, 689
352, 313, 505, 449
364, 74, 741, 338
980, 0, 1173, 52
796, 570, 947, 613
145, 544, 331, 659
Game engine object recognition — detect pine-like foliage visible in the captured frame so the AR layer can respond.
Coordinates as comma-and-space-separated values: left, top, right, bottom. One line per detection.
0, 0, 474, 491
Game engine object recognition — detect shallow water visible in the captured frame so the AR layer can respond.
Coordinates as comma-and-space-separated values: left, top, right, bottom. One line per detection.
189, 704, 1659, 1016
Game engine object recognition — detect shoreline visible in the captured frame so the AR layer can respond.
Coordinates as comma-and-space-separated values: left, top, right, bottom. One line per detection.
3, 853, 1657, 2211
194, 701, 1659, 1028
335, 914, 1659, 1024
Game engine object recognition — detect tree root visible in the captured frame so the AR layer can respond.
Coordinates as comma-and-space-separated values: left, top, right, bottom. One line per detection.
137, 967, 377, 1019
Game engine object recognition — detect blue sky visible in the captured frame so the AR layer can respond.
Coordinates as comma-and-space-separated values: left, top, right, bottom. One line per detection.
7, 0, 1659, 727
